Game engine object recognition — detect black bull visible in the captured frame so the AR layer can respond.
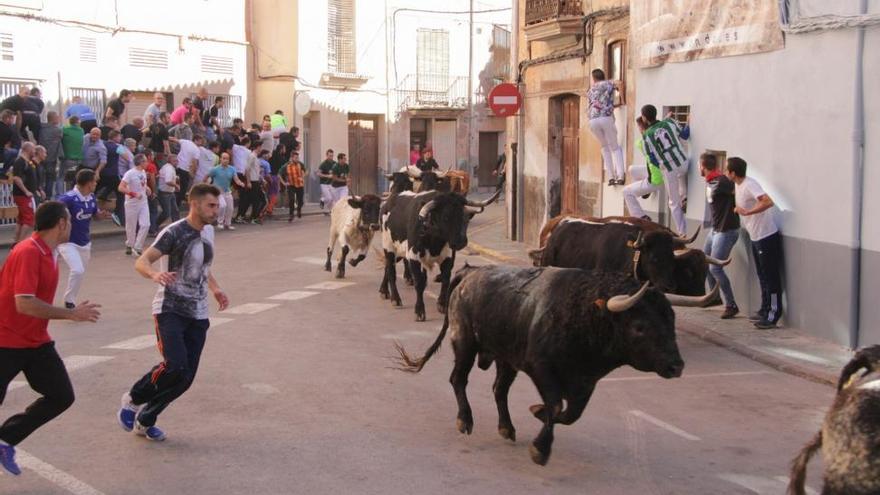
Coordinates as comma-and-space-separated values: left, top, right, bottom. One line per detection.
529, 218, 730, 296
395, 265, 716, 466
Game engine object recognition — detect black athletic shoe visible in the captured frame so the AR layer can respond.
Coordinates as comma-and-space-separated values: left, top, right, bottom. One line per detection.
748, 312, 766, 322
721, 306, 739, 319
607, 179, 616, 186
754, 319, 777, 330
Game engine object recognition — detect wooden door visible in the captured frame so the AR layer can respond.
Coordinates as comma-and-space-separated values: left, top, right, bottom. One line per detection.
347, 115, 379, 195
478, 132, 499, 187
561, 95, 579, 214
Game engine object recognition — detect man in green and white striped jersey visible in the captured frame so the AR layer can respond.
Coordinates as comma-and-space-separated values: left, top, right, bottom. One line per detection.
641, 104, 690, 235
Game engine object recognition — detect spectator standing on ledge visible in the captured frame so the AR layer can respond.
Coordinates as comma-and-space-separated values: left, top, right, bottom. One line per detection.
586, 69, 625, 186
105, 90, 132, 124
38, 111, 64, 199
65, 96, 98, 134
0, 201, 101, 476
60, 116, 84, 191
727, 157, 782, 329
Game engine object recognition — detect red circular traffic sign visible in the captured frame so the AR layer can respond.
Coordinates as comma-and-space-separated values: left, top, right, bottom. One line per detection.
488, 83, 522, 117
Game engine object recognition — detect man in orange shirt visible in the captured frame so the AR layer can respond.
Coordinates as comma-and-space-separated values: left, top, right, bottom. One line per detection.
280, 150, 305, 223
0, 201, 101, 476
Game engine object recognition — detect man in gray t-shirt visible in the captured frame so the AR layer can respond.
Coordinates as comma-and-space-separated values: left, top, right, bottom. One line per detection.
117, 184, 229, 441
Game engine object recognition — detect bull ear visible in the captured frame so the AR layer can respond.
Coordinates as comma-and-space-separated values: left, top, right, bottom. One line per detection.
348, 197, 363, 209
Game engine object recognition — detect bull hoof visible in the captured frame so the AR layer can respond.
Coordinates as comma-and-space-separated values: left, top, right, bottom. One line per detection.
436, 303, 447, 314
379, 289, 389, 300
529, 443, 550, 466
348, 259, 359, 267
405, 278, 414, 287
456, 418, 473, 435
415, 313, 426, 322
433, 274, 443, 284
498, 426, 516, 442
392, 298, 402, 307
529, 404, 546, 419
324, 264, 331, 272
335, 270, 345, 279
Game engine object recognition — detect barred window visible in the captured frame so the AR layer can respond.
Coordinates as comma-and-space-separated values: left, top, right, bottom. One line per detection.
328, 0, 356, 74
416, 29, 449, 92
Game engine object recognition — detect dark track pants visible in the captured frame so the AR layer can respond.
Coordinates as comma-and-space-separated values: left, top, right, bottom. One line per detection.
751, 231, 784, 323
0, 343, 75, 445
129, 312, 209, 427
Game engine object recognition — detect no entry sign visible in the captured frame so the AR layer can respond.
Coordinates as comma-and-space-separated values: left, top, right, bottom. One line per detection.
488, 83, 522, 117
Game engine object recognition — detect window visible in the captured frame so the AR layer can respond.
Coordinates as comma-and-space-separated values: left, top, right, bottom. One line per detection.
128, 48, 168, 69
201, 55, 234, 76
492, 25, 511, 49
1, 33, 13, 62
79, 37, 97, 63
606, 40, 625, 105
416, 29, 449, 94
190, 92, 242, 128
328, 0, 355, 74
663, 105, 690, 127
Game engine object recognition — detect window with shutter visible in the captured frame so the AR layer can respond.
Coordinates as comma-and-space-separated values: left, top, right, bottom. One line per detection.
79, 37, 97, 63
327, 0, 355, 74
416, 29, 449, 96
1, 33, 13, 62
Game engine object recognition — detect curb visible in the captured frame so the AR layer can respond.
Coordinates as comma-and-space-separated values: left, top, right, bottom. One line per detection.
468, 238, 838, 388
676, 321, 837, 388
0, 210, 328, 249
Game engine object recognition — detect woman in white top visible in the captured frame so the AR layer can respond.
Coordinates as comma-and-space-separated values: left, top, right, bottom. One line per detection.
586, 69, 625, 186
119, 154, 151, 255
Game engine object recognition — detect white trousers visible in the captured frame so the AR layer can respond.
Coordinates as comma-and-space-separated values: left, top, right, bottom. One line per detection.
219, 191, 234, 227
320, 184, 334, 206
58, 242, 91, 305
124, 199, 150, 250
623, 178, 661, 219
662, 164, 689, 235
331, 186, 349, 209
588, 116, 625, 180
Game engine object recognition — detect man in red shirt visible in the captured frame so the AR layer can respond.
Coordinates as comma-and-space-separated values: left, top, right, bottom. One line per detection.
0, 201, 101, 476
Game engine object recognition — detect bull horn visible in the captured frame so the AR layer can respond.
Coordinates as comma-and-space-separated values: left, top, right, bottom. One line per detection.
406, 166, 422, 179
674, 226, 701, 245
465, 188, 502, 208
435, 168, 448, 178
384, 173, 393, 180
706, 255, 732, 267
418, 200, 436, 219
380, 192, 390, 200
606, 282, 650, 313
664, 283, 720, 307
674, 248, 692, 259
630, 231, 645, 249
464, 206, 482, 215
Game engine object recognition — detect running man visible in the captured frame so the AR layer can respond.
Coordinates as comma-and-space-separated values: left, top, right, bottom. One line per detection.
118, 184, 229, 441
330, 152, 350, 208
640, 104, 690, 235
119, 154, 151, 256
316, 149, 335, 211
0, 201, 101, 475
58, 169, 111, 309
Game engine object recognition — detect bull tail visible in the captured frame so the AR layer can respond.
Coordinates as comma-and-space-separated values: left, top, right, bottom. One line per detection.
392, 263, 476, 373
393, 311, 450, 373
787, 430, 822, 495
837, 344, 880, 391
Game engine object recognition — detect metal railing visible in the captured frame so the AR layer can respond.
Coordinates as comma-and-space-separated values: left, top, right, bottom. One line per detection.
525, 0, 583, 25
395, 74, 468, 112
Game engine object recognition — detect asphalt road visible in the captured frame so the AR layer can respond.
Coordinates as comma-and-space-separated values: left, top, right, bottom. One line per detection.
0, 211, 832, 494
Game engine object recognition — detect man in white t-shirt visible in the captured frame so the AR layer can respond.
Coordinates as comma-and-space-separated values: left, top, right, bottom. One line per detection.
176, 137, 201, 204
156, 157, 180, 228
119, 154, 151, 255
195, 139, 217, 185
726, 157, 782, 329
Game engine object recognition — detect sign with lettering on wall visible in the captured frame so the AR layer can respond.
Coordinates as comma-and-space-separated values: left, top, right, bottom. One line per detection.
632, 0, 785, 68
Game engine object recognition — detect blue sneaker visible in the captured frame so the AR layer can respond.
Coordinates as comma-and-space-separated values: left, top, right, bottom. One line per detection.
118, 393, 139, 432
134, 421, 166, 442
0, 443, 21, 476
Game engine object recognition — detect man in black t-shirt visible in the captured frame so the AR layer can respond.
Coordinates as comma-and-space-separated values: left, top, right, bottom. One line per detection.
316, 149, 335, 211
21, 88, 44, 142
700, 153, 741, 319
0, 86, 29, 137
148, 112, 171, 157
121, 117, 144, 144
104, 90, 132, 123
0, 109, 20, 172
11, 142, 43, 242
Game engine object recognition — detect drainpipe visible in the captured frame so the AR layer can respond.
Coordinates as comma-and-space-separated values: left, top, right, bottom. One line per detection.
849, 0, 867, 348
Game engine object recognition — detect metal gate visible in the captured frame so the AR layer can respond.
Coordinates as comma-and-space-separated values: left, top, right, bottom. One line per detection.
68, 87, 105, 123
190, 93, 242, 129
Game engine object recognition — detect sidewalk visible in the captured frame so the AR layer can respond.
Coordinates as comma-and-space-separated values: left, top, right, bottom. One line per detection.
465, 201, 852, 388
0, 202, 328, 249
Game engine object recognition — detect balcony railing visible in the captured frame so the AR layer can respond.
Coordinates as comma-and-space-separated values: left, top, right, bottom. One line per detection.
525, 0, 582, 26
395, 74, 468, 112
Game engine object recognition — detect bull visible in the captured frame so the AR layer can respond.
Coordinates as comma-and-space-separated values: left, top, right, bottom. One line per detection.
788, 345, 880, 495
395, 264, 717, 465
380, 189, 500, 321
325, 194, 382, 279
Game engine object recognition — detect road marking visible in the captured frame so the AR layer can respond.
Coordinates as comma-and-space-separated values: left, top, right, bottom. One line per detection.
212, 317, 234, 327
268, 290, 320, 301
305, 281, 356, 290
604, 371, 770, 382
629, 410, 700, 441
242, 383, 280, 394
17, 448, 106, 495
224, 303, 280, 315
763, 347, 835, 366
381, 330, 436, 340
103, 335, 156, 351
718, 473, 817, 495
293, 256, 327, 266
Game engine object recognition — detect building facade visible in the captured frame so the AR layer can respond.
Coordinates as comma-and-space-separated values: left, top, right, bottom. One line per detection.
508, 0, 880, 347
0, 0, 249, 128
